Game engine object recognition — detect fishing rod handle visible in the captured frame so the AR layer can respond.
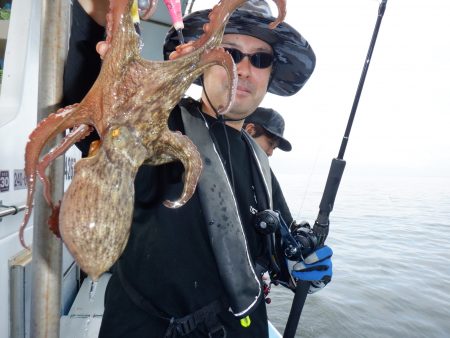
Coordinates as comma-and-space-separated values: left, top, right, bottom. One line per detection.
283, 280, 310, 338
314, 158, 346, 244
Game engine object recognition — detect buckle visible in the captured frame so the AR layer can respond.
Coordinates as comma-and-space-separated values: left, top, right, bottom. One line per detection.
176, 317, 196, 336
208, 325, 226, 338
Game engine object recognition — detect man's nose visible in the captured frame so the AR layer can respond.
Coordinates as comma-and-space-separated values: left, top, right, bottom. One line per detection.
237, 56, 252, 77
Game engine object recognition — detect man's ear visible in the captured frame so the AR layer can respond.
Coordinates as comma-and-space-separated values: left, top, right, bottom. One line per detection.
244, 123, 256, 136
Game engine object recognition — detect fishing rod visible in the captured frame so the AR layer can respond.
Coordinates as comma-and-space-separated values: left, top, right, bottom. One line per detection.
283, 1, 388, 337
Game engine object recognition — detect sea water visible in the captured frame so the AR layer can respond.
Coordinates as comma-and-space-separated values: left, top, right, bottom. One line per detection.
267, 175, 450, 338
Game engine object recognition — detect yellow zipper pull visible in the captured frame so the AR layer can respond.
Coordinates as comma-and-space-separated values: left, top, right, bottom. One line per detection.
240, 315, 251, 328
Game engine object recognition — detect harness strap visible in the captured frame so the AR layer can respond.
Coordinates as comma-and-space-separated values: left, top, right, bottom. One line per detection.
116, 262, 226, 337
163, 301, 226, 338
180, 105, 262, 316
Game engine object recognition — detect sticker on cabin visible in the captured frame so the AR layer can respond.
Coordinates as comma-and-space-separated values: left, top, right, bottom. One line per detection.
0, 170, 10, 192
14, 169, 27, 190
64, 156, 76, 181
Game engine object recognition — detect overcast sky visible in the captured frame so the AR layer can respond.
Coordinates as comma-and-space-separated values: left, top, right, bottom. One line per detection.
189, 0, 450, 178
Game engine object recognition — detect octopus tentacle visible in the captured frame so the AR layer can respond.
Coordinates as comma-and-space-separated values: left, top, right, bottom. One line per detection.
102, 0, 141, 64
30, 124, 91, 240
156, 130, 202, 208
190, 0, 286, 53
132, 48, 235, 125
195, 47, 237, 115
267, 0, 286, 29
20, 104, 91, 248
25, 104, 82, 186
37, 124, 92, 208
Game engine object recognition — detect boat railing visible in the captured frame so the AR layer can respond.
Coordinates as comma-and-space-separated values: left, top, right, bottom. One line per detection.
0, 202, 26, 219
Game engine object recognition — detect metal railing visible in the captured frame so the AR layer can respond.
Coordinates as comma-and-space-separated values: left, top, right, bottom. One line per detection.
0, 203, 27, 219
30, 0, 71, 337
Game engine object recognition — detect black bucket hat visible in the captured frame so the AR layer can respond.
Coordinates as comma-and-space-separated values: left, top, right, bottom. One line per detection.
245, 107, 292, 151
163, 1, 316, 96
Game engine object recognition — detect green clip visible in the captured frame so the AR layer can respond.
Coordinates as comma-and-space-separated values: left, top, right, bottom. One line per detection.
240, 315, 251, 328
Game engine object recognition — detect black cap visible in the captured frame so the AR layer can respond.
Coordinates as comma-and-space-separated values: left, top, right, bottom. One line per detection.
245, 107, 292, 151
163, 2, 315, 96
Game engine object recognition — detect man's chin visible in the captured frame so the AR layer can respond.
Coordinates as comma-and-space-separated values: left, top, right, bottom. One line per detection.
231, 97, 259, 115
225, 107, 256, 121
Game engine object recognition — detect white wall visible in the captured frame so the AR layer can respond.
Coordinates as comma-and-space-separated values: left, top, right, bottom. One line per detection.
0, 0, 80, 336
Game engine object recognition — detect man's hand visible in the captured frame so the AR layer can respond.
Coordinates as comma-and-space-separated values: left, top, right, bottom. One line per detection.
167, 41, 195, 60
78, 0, 110, 27
291, 245, 333, 294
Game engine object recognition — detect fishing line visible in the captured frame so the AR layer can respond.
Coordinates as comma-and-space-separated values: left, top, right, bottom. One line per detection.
293, 142, 322, 221
283, 1, 389, 337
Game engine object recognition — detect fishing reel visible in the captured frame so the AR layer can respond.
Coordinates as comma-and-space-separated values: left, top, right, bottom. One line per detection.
254, 210, 318, 261
286, 221, 318, 260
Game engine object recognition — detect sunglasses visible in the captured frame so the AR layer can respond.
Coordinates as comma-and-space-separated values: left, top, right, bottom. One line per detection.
223, 47, 274, 69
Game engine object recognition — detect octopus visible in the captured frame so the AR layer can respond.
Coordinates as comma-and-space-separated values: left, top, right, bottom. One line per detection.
19, 0, 286, 281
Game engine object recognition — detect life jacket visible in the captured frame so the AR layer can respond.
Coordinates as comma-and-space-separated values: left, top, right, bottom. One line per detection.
180, 104, 273, 317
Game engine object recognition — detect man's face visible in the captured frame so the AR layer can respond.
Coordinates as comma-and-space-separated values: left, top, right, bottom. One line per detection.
245, 123, 280, 156
202, 34, 273, 120
255, 134, 279, 157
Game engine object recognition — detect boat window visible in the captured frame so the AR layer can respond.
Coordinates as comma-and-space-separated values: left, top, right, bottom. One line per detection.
0, 0, 12, 93
0, 0, 35, 128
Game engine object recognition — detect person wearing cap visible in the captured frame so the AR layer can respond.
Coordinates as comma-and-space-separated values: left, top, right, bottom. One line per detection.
63, 1, 333, 337
244, 107, 292, 156
243, 106, 296, 258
